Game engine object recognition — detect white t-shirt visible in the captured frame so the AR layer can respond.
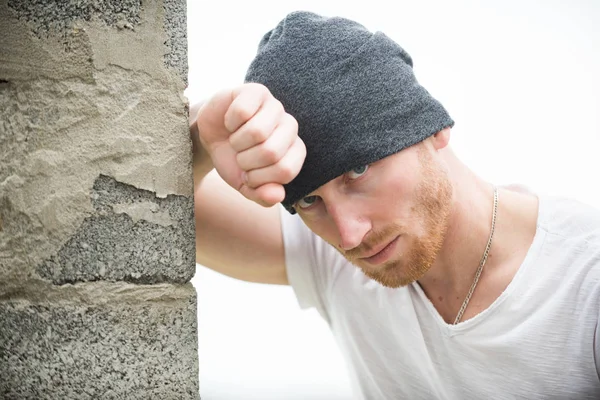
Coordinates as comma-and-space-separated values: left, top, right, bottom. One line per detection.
280, 195, 600, 399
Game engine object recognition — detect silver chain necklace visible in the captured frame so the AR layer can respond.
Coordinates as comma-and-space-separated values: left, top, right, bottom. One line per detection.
453, 186, 499, 325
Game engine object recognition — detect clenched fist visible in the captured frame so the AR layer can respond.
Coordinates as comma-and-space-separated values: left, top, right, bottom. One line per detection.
196, 83, 306, 207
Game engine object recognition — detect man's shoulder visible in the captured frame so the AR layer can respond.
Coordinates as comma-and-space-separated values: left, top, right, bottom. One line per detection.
501, 184, 600, 246
534, 194, 600, 290
538, 194, 600, 243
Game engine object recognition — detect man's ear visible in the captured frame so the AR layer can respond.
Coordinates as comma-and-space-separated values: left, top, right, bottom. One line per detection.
431, 128, 451, 151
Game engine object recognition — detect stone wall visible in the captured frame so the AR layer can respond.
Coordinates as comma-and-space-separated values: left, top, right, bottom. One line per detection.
0, 0, 199, 398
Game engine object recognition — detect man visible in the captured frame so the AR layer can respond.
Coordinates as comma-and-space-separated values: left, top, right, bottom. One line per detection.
191, 11, 600, 399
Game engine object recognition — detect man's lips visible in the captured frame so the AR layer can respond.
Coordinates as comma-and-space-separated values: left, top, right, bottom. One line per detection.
360, 236, 400, 265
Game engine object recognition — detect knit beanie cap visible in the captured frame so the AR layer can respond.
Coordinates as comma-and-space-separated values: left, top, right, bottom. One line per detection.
245, 11, 454, 214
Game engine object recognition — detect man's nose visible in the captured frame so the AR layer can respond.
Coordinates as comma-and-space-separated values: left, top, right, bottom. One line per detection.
328, 202, 371, 251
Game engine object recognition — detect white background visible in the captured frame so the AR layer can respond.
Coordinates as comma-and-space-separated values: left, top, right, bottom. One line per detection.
187, 1, 600, 399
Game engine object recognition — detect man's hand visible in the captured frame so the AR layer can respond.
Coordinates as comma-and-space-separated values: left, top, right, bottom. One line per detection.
196, 83, 306, 207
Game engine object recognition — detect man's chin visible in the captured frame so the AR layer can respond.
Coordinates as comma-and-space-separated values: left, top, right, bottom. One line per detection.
366, 273, 415, 289
356, 262, 418, 289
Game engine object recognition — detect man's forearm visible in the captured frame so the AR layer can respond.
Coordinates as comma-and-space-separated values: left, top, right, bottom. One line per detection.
193, 143, 214, 186
189, 101, 214, 186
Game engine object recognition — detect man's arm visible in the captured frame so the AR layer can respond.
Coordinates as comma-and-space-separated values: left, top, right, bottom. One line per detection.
190, 85, 305, 285
194, 170, 288, 285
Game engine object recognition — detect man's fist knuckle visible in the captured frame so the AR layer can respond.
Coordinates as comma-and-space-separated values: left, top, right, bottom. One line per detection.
247, 124, 268, 143
278, 161, 296, 183
233, 104, 254, 125
247, 82, 270, 98
261, 142, 281, 164
286, 113, 298, 129
272, 99, 285, 115
283, 114, 299, 135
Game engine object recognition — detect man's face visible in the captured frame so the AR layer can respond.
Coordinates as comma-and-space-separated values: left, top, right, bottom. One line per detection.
295, 142, 453, 288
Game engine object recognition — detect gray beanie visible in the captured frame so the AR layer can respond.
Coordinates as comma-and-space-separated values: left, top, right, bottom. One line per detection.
245, 11, 454, 214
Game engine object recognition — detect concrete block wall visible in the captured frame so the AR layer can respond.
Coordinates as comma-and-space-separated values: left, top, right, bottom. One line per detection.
0, 0, 199, 398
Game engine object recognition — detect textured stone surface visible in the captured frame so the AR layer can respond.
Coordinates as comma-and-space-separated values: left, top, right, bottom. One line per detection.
163, 0, 188, 83
37, 175, 195, 285
0, 283, 199, 399
7, 0, 142, 38
0, 0, 198, 397
0, 0, 193, 295
6, 0, 187, 81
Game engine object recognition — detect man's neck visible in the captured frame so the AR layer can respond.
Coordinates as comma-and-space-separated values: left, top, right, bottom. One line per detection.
417, 170, 539, 323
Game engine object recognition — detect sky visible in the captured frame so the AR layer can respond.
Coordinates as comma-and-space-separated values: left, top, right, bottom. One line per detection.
187, 1, 600, 399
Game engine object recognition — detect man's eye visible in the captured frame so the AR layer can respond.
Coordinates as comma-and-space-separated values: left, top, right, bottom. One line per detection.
296, 195, 320, 209
347, 165, 369, 179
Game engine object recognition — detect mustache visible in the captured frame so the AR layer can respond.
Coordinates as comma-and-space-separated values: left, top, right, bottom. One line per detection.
343, 224, 402, 260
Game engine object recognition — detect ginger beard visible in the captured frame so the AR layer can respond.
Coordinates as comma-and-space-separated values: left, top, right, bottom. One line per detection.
341, 147, 453, 288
